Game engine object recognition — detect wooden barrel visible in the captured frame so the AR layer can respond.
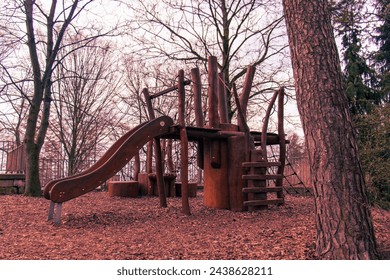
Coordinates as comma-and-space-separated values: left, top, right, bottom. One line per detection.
138, 173, 150, 195
108, 181, 139, 197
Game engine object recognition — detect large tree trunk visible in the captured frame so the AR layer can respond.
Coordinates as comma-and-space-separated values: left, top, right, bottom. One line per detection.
22, 0, 79, 196
23, 0, 53, 196
24, 142, 42, 196
282, 0, 378, 259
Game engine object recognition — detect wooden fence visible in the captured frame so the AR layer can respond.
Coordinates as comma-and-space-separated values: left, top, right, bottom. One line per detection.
0, 141, 25, 174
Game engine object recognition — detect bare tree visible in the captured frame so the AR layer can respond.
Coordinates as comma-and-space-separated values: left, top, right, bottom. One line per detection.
0, 0, 120, 195
120, 58, 185, 174
282, 0, 378, 259
49, 35, 123, 175
0, 1, 30, 143
286, 133, 306, 160
127, 0, 290, 121
0, 85, 29, 144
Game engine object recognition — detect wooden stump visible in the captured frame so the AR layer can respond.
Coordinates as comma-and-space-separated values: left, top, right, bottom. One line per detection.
148, 174, 176, 197
175, 182, 197, 197
138, 173, 150, 195
108, 181, 139, 197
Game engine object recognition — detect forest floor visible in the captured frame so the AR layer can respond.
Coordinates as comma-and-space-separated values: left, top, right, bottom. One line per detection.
0, 190, 389, 260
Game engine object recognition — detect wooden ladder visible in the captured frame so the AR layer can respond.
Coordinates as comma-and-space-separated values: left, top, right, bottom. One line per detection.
241, 158, 284, 210
240, 87, 286, 210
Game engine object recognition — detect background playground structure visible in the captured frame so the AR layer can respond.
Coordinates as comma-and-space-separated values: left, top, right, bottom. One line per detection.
39, 56, 315, 224
1, 56, 313, 225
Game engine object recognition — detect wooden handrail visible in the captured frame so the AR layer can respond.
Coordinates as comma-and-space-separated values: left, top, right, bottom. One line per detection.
261, 89, 279, 159
149, 80, 191, 99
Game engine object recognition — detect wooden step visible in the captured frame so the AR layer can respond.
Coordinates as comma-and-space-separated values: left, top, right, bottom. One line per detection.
243, 198, 284, 207
242, 161, 281, 168
242, 174, 283, 180
242, 187, 283, 193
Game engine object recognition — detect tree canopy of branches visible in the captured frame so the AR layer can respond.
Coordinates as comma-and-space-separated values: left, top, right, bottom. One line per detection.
127, 0, 290, 121
49, 36, 123, 176
0, 0, 119, 196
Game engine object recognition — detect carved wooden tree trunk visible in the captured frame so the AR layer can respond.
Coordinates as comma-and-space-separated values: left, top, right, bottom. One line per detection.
282, 0, 378, 259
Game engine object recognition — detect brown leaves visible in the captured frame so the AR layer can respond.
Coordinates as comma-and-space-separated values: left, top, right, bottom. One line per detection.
0, 192, 388, 259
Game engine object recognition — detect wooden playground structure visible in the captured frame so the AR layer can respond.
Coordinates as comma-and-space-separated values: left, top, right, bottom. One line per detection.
43, 56, 287, 224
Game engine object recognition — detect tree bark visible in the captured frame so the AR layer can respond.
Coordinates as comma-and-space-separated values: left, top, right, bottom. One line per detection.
282, 0, 378, 259
23, 0, 45, 196
23, 0, 80, 196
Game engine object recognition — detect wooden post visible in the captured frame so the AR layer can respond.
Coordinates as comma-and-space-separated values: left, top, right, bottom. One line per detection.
142, 88, 167, 208
231, 83, 255, 155
238, 66, 256, 130
167, 139, 175, 174
191, 67, 203, 127
207, 56, 221, 168
261, 89, 279, 160
144, 88, 154, 175
218, 72, 229, 124
276, 87, 286, 201
207, 56, 219, 128
178, 69, 191, 215
191, 67, 204, 170
146, 141, 153, 178
133, 151, 140, 181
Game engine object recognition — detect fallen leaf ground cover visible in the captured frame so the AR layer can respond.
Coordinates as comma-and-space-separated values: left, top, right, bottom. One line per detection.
0, 191, 388, 260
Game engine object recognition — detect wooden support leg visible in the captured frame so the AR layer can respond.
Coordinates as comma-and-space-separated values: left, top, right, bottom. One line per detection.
154, 139, 167, 208
54, 203, 63, 226
48, 201, 55, 221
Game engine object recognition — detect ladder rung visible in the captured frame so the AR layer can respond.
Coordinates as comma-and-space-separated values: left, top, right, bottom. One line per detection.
243, 198, 284, 207
242, 161, 282, 168
242, 174, 283, 180
242, 187, 283, 193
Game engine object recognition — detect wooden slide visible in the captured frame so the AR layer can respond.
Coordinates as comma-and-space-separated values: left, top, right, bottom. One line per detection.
43, 116, 173, 203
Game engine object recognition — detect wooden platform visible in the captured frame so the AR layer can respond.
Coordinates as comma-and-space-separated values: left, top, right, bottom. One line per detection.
162, 125, 285, 145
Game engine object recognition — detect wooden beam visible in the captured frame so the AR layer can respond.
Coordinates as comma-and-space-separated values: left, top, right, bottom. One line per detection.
191, 67, 203, 127
207, 56, 219, 128
238, 65, 256, 128
191, 67, 204, 169
142, 88, 167, 208
276, 87, 286, 200
149, 80, 191, 99
178, 69, 191, 215
218, 72, 229, 124
261, 89, 279, 158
